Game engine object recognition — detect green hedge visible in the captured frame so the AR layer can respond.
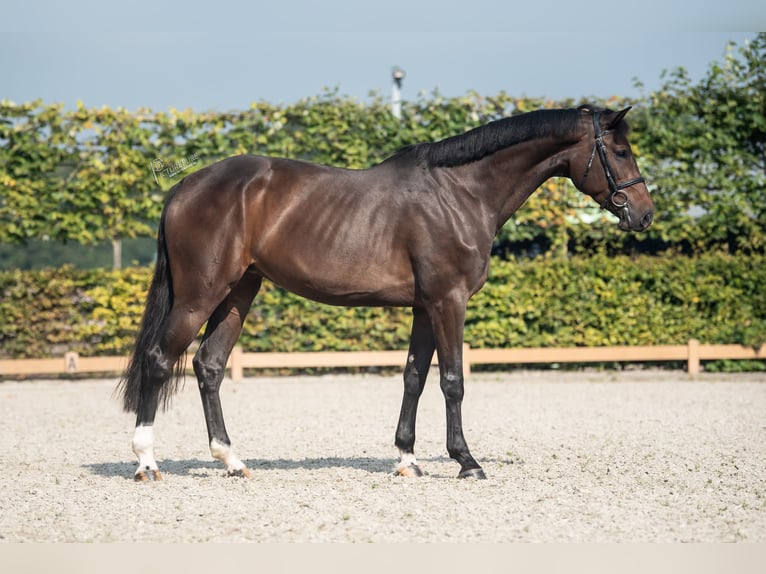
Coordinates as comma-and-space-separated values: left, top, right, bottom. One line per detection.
1, 254, 764, 365
4, 33, 766, 259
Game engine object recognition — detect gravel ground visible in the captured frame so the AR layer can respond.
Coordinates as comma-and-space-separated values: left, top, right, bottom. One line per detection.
0, 369, 764, 542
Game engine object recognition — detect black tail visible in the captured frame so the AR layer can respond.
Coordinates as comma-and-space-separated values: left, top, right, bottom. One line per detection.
117, 184, 185, 414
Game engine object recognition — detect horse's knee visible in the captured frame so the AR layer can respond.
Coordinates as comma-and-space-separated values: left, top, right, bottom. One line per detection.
440, 371, 464, 402
403, 361, 422, 393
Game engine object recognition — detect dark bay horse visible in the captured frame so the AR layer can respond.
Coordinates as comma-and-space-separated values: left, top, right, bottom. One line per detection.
118, 105, 654, 481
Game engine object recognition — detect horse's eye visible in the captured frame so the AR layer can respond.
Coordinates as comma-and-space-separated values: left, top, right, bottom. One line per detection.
616, 149, 629, 158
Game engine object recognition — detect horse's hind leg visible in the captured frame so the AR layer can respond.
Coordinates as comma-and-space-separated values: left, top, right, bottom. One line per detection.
193, 270, 262, 477
132, 305, 212, 481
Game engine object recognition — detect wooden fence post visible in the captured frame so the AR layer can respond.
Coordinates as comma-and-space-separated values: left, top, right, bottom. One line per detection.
230, 345, 243, 383
65, 352, 79, 374
687, 339, 700, 377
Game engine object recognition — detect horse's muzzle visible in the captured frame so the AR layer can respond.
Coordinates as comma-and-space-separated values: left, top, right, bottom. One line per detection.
618, 206, 654, 232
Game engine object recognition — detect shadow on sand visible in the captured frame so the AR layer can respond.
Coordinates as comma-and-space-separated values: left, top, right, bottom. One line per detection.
84, 454, 457, 479
85, 456, 393, 478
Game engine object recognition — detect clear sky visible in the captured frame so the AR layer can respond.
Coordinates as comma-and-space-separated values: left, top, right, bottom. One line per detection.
1, 1, 763, 112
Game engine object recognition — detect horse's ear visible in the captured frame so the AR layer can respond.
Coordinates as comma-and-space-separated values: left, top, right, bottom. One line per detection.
607, 106, 632, 129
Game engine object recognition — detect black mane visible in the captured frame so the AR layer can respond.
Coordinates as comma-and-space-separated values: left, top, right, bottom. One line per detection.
390, 108, 583, 168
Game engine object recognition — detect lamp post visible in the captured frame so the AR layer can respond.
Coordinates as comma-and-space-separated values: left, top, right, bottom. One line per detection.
391, 66, 405, 119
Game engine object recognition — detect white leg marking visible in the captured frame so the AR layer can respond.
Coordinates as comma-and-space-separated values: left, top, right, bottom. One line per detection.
210, 438, 246, 473
397, 449, 418, 471
132, 424, 158, 473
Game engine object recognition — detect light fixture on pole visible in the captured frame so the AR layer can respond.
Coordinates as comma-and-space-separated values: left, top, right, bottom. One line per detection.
391, 66, 405, 119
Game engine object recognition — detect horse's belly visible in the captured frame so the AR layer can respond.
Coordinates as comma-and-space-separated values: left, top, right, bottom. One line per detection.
252, 247, 417, 308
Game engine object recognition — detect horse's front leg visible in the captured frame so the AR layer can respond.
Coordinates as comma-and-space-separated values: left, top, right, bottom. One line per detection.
394, 307, 435, 477
429, 292, 486, 479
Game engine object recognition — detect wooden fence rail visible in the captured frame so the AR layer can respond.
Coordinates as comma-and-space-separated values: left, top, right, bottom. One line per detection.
0, 340, 763, 381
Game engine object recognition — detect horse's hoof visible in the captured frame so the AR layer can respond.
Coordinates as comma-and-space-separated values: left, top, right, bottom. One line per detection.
227, 467, 251, 478
393, 464, 424, 478
134, 469, 163, 482
458, 467, 487, 480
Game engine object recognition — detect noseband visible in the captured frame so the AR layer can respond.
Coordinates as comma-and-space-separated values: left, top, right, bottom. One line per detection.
579, 110, 645, 210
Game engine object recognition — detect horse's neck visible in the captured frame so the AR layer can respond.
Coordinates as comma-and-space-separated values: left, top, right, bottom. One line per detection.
463, 134, 579, 231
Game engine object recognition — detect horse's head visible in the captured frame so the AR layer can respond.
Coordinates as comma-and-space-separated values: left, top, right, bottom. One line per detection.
571, 106, 654, 232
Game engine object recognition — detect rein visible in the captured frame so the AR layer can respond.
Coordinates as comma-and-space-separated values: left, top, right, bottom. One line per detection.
579, 110, 645, 210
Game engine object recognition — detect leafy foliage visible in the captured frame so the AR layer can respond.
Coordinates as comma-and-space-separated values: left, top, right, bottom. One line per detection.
2, 254, 763, 362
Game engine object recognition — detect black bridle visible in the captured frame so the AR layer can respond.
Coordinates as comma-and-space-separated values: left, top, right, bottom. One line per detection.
579, 110, 645, 210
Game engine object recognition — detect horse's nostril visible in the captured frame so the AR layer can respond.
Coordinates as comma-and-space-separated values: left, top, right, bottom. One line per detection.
641, 210, 654, 229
